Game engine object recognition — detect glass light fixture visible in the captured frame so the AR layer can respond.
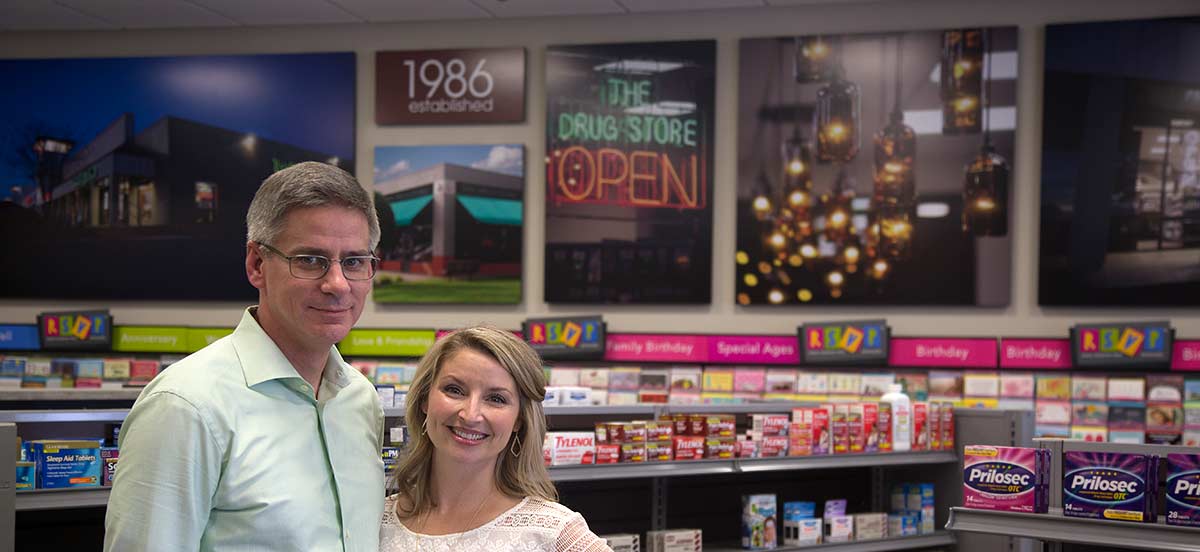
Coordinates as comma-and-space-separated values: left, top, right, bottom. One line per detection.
876, 203, 914, 260
940, 29, 983, 135
962, 144, 1009, 236
781, 132, 814, 237
874, 111, 916, 206
815, 65, 861, 163
818, 170, 855, 245
794, 36, 835, 83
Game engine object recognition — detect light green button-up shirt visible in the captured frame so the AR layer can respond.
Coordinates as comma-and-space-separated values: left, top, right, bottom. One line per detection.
104, 308, 384, 552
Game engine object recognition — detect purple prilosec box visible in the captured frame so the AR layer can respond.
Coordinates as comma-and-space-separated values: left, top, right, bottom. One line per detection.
1063, 451, 1158, 523
962, 445, 1048, 513
1167, 453, 1200, 527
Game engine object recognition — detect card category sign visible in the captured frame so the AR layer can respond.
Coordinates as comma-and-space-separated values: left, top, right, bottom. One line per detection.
999, 338, 1072, 369
1071, 322, 1173, 369
0, 324, 39, 351
38, 310, 112, 351
888, 338, 997, 368
604, 334, 799, 365
1173, 340, 1200, 371
799, 320, 889, 365
524, 316, 606, 360
339, 329, 437, 357
376, 48, 526, 124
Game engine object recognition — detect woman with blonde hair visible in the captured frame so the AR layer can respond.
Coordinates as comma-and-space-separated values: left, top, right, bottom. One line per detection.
380, 325, 611, 551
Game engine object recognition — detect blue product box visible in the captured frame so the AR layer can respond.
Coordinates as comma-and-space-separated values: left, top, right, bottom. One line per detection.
742, 494, 777, 550
783, 501, 815, 520
382, 447, 400, 474
1063, 451, 1157, 523
15, 462, 35, 490
30, 440, 102, 489
1167, 453, 1200, 527
101, 447, 119, 486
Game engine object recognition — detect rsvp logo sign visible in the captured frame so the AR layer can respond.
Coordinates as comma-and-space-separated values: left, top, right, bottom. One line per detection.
1079, 326, 1166, 358
527, 319, 601, 348
42, 313, 107, 341
802, 320, 888, 362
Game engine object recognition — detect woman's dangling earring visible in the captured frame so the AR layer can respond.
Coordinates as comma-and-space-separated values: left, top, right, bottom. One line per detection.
510, 434, 522, 457
421, 416, 429, 436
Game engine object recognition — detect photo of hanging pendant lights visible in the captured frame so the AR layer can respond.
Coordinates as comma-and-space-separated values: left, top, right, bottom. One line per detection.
794, 35, 836, 83
871, 34, 918, 264
940, 29, 984, 134
962, 28, 1009, 236
815, 63, 861, 163
781, 130, 815, 238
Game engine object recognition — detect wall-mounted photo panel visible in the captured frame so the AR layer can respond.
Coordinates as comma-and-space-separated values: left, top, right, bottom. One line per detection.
0, 53, 356, 301
373, 144, 523, 304
545, 40, 715, 304
1039, 16, 1200, 306
737, 28, 1017, 305
375, 47, 526, 125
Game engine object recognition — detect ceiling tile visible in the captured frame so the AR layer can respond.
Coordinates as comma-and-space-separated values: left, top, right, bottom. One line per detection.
618, 0, 765, 13
473, 0, 624, 18
0, 0, 117, 31
188, 0, 362, 26
57, 0, 236, 29
333, 0, 489, 22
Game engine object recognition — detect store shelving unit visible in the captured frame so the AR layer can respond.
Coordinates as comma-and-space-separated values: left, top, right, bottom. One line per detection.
0, 409, 128, 423
705, 532, 956, 552
0, 389, 141, 401
947, 439, 1200, 552
946, 508, 1200, 552
15, 488, 111, 511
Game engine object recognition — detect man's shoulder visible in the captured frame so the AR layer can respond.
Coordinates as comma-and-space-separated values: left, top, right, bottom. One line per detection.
137, 336, 242, 402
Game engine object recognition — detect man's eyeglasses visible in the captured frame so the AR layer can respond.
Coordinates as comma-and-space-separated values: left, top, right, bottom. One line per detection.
256, 242, 379, 281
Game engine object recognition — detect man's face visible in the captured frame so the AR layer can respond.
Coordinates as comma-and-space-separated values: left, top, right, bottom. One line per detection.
247, 205, 372, 351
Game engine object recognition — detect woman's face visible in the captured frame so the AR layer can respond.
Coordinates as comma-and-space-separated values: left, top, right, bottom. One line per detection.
423, 348, 522, 469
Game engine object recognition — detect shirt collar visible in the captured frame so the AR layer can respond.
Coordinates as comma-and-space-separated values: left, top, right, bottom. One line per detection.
232, 307, 350, 389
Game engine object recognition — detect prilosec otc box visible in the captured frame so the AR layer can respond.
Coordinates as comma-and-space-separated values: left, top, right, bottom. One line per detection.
962, 445, 1048, 513
1166, 453, 1200, 527
1063, 451, 1158, 523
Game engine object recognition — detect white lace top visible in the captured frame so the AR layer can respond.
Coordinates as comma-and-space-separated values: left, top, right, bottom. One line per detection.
380, 494, 613, 552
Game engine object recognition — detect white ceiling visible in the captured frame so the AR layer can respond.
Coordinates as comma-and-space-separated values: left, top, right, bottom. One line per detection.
0, 0, 883, 31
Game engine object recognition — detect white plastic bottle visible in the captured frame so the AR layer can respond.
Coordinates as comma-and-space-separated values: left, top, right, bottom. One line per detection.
881, 384, 911, 452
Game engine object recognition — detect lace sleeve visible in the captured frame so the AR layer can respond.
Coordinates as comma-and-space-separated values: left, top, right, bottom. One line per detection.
555, 512, 613, 552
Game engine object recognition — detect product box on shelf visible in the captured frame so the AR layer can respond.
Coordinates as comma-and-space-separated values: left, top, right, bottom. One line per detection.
100, 447, 118, 486
829, 404, 849, 454
826, 515, 853, 542
914, 402, 930, 451
562, 387, 591, 406
646, 441, 673, 462
376, 385, 396, 409
646, 528, 701, 552
704, 438, 735, 460
750, 414, 789, 436
941, 402, 954, 449
645, 420, 674, 442
1166, 453, 1200, 527
580, 368, 609, 389
620, 443, 647, 463
545, 432, 596, 466
15, 461, 35, 490
603, 533, 640, 552
752, 434, 788, 458
847, 404, 864, 454
888, 513, 918, 537
736, 438, 759, 459
1063, 451, 1158, 522
854, 512, 887, 541
962, 445, 1049, 513
877, 401, 893, 452
742, 494, 777, 550
383, 447, 401, 473
595, 444, 621, 464
784, 518, 822, 546
673, 436, 705, 461
29, 440, 102, 489
789, 407, 830, 456
696, 414, 735, 438
543, 387, 562, 406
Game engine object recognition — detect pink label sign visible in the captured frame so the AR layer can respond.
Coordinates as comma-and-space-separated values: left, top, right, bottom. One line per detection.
1172, 340, 1200, 371
999, 338, 1072, 369
605, 334, 707, 363
889, 338, 997, 368
708, 335, 798, 365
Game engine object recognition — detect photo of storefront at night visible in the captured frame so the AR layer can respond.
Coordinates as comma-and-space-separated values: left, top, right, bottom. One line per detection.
373, 159, 523, 304
5, 113, 351, 301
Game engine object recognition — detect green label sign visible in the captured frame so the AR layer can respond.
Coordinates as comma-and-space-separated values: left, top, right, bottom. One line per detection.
113, 326, 190, 353
338, 329, 436, 357
187, 327, 234, 352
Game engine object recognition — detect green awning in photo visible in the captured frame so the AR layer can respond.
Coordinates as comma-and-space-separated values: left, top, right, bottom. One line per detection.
389, 195, 433, 226
456, 194, 522, 226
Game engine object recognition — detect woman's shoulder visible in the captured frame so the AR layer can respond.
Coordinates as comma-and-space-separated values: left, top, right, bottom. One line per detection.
495, 497, 581, 529
382, 493, 413, 526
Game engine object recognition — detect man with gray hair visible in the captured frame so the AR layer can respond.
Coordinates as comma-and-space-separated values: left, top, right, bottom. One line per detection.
105, 162, 385, 551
